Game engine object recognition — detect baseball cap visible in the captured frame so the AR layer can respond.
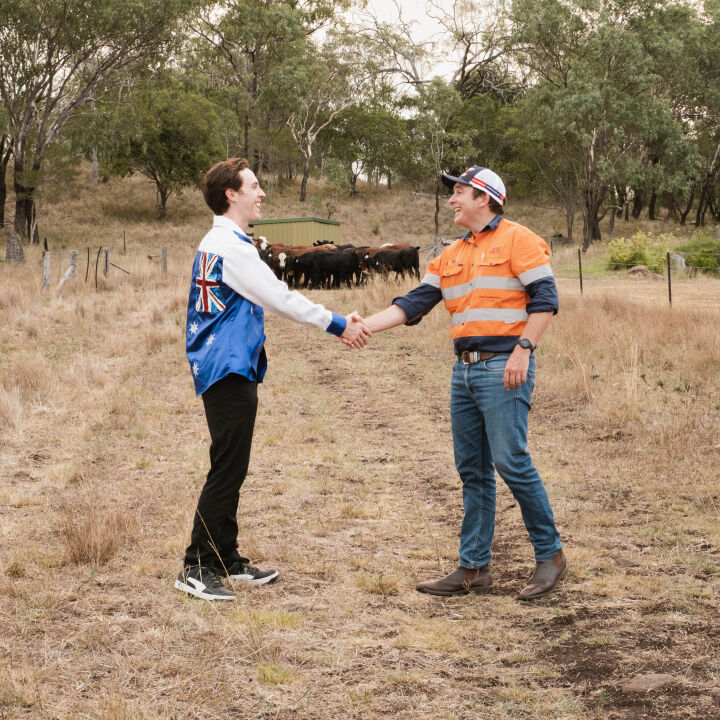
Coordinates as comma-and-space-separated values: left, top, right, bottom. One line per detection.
441, 166, 506, 206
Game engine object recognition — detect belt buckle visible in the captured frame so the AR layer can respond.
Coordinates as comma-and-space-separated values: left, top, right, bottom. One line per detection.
461, 350, 474, 365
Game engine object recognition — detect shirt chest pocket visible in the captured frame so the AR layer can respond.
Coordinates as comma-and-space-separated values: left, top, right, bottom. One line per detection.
478, 248, 511, 270
440, 264, 466, 307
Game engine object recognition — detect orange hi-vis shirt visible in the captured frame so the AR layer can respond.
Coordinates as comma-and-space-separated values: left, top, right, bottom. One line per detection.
392, 217, 559, 354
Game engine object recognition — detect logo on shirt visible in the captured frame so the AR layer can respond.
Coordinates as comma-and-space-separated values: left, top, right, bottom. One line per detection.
195, 252, 226, 313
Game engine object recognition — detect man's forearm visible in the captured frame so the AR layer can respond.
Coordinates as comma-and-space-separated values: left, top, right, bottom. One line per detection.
364, 304, 408, 333
520, 311, 553, 348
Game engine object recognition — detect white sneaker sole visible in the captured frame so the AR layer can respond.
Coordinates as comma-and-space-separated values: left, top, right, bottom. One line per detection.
174, 579, 236, 600
228, 570, 279, 585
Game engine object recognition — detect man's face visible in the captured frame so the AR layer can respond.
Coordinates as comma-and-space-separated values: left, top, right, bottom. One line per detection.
229, 168, 266, 225
447, 183, 487, 229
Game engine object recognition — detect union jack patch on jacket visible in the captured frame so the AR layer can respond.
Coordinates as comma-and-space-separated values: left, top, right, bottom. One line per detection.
195, 252, 226, 313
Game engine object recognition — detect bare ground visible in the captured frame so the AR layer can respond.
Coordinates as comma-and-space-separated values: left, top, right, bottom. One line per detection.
1, 251, 719, 719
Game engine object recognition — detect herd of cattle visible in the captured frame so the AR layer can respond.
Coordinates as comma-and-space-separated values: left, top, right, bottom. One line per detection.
254, 237, 421, 289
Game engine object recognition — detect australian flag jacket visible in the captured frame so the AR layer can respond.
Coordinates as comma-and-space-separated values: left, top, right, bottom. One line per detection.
186, 215, 347, 395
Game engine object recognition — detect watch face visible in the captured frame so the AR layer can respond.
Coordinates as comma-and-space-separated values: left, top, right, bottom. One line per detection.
519, 339, 533, 350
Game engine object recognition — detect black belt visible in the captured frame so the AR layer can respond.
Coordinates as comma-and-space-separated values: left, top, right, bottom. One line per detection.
458, 350, 508, 364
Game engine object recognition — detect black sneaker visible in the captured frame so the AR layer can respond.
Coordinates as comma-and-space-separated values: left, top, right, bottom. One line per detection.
225, 560, 279, 585
175, 566, 235, 601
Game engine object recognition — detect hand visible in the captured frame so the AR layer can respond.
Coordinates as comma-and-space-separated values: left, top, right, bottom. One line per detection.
340, 311, 372, 349
504, 347, 530, 390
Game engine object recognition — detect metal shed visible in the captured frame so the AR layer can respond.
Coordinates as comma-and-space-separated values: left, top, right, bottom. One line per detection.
249, 217, 341, 246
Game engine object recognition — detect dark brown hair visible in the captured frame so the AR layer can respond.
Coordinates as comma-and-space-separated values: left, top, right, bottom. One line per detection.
472, 188, 504, 215
202, 158, 250, 215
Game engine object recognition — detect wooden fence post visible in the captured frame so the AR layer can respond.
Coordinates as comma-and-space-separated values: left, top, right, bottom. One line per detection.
667, 251, 672, 307
69, 250, 77, 282
161, 246, 167, 274
57, 250, 78, 290
42, 250, 51, 289
103, 247, 110, 278
578, 248, 584, 297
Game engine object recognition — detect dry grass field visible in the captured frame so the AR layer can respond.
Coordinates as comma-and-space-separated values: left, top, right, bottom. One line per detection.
1, 174, 719, 719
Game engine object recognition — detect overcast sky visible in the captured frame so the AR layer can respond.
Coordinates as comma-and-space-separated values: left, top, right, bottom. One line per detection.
349, 0, 458, 80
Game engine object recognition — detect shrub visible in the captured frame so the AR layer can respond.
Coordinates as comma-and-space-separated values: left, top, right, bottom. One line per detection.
607, 231, 667, 274
676, 234, 720, 276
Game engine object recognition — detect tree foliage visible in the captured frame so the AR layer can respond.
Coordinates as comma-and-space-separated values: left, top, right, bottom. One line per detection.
94, 76, 223, 219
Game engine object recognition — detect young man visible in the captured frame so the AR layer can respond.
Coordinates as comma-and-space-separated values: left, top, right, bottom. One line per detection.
176, 158, 370, 601
363, 166, 566, 600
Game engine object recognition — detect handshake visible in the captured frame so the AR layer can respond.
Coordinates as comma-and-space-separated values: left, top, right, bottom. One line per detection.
339, 311, 373, 349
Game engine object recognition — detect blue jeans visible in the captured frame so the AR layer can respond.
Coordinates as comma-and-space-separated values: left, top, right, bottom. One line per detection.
450, 354, 562, 569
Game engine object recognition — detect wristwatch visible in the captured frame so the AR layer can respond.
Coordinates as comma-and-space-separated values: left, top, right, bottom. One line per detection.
516, 338, 536, 352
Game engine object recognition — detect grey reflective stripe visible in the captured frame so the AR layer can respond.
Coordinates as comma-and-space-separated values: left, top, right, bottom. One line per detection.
421, 272, 441, 289
442, 275, 524, 300
450, 308, 529, 326
518, 264, 554, 286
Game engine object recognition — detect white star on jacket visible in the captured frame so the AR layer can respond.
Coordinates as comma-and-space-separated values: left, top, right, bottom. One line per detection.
206, 333, 215, 347
189, 321, 199, 335
192, 362, 199, 376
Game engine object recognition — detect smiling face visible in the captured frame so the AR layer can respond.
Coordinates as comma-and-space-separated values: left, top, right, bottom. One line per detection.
447, 183, 491, 233
225, 168, 266, 229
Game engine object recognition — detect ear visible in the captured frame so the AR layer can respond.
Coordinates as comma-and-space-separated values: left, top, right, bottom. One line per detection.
225, 187, 236, 204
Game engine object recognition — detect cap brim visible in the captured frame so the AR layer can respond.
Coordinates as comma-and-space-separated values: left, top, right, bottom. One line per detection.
441, 173, 464, 190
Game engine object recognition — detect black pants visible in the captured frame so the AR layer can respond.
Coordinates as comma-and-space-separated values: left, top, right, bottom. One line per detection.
183, 373, 258, 570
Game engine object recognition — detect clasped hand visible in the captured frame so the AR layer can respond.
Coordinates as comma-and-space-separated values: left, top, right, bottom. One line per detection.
339, 311, 372, 349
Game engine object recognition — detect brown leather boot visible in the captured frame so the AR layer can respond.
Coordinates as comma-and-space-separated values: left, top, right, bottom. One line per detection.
517, 550, 568, 601
416, 565, 492, 596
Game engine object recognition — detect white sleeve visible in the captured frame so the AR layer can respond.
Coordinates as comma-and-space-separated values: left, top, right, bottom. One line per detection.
220, 240, 338, 331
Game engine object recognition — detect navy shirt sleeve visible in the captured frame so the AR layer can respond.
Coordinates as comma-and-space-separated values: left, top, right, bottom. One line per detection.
526, 277, 559, 315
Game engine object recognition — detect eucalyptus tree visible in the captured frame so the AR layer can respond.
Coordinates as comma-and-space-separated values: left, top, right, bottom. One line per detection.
192, 0, 349, 175
402, 78, 471, 243
93, 75, 223, 219
281, 40, 362, 202
0, 0, 198, 246
0, 106, 12, 228
509, 0, 687, 249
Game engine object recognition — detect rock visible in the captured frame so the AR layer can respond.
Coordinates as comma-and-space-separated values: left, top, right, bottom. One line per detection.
627, 265, 664, 281
620, 673, 676, 692
670, 253, 687, 269
615, 557, 640, 567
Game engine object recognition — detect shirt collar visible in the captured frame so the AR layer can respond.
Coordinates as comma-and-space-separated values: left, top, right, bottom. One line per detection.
462, 214, 502, 243
213, 214, 249, 237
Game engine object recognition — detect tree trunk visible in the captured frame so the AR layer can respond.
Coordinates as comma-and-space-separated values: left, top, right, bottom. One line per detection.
0, 135, 11, 227
566, 213, 574, 246
615, 185, 626, 216
91, 147, 99, 183
648, 189, 657, 220
300, 155, 310, 202
631, 188, 645, 219
695, 185, 708, 227
387, 173, 392, 191
434, 176, 440, 239
5, 228, 24, 263
581, 184, 604, 251
13, 155, 40, 243
243, 114, 250, 159
677, 184, 696, 225
156, 185, 168, 220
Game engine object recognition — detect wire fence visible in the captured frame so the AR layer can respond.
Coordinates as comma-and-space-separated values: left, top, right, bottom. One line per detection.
40, 244, 172, 291
36, 236, 720, 310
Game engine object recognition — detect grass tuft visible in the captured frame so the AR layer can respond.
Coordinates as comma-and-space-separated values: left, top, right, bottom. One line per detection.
59, 503, 135, 565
